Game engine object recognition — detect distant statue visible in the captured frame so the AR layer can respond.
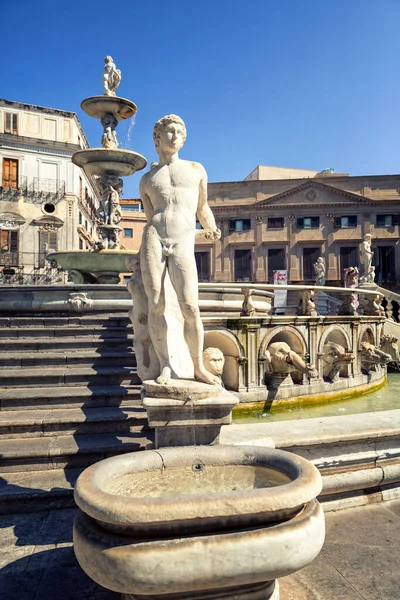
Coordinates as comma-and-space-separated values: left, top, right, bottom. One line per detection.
98, 175, 123, 226
101, 114, 118, 149
203, 348, 225, 383
359, 234, 374, 283
103, 56, 121, 97
314, 257, 326, 286
365, 265, 376, 285
139, 114, 221, 386
297, 289, 317, 316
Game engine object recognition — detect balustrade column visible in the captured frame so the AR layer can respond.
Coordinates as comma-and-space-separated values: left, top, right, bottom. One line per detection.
351, 321, 361, 376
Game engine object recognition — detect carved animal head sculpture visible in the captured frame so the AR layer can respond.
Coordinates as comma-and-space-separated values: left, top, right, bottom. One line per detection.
359, 342, 392, 370
203, 347, 225, 378
265, 341, 317, 377
380, 335, 400, 364
322, 342, 354, 382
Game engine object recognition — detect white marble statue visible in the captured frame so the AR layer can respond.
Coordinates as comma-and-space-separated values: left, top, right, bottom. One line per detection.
359, 234, 374, 282
314, 257, 326, 286
139, 114, 221, 386
103, 56, 121, 97
203, 347, 225, 382
101, 114, 118, 149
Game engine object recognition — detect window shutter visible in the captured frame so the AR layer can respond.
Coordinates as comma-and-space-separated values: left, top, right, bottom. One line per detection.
297, 218, 304, 228
311, 217, 320, 228
5, 113, 11, 132
12, 114, 18, 134
49, 232, 58, 250
10, 231, 18, 253
393, 215, 400, 226
334, 217, 341, 228
349, 215, 357, 227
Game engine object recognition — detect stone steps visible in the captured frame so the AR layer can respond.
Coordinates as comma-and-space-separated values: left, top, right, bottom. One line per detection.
0, 349, 137, 369
0, 467, 82, 514
0, 309, 151, 513
0, 405, 147, 438
0, 384, 142, 411
0, 335, 134, 352
0, 431, 154, 473
0, 325, 133, 339
0, 365, 141, 387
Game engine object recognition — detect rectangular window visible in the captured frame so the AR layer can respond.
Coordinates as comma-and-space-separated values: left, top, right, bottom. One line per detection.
4, 112, 18, 135
376, 215, 393, 227
268, 248, 286, 282
234, 249, 252, 282
297, 217, 320, 229
303, 247, 321, 280
2, 158, 18, 189
195, 251, 210, 282
0, 230, 19, 266
267, 217, 284, 229
340, 246, 358, 273
123, 228, 133, 238
229, 219, 251, 232
38, 230, 57, 268
334, 215, 357, 228
122, 204, 143, 212
375, 246, 396, 281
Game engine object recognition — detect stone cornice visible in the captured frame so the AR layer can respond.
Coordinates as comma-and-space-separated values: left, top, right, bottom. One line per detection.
210, 198, 400, 213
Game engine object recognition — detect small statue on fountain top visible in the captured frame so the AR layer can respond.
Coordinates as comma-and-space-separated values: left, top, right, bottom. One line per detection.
103, 56, 121, 97
98, 175, 123, 226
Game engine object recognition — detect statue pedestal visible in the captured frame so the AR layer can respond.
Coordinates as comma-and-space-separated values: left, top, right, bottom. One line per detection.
142, 379, 238, 448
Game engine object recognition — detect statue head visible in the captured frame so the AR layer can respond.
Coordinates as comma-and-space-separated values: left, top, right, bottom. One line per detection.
104, 56, 113, 64
203, 347, 225, 377
153, 114, 187, 154
364, 234, 372, 242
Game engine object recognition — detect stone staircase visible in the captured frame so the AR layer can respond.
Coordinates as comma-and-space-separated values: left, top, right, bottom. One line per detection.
0, 312, 154, 514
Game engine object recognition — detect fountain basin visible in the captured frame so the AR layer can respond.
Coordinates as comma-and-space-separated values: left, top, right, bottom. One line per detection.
47, 250, 138, 283
72, 148, 147, 176
73, 445, 325, 599
81, 95, 137, 120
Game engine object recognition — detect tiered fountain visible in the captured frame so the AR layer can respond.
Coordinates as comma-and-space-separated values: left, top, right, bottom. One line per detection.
48, 56, 147, 283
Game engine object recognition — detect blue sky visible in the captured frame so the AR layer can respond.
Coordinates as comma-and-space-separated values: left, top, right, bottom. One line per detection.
2, 0, 400, 197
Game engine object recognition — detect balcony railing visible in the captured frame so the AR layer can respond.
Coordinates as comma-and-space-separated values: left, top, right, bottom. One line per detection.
25, 178, 66, 204
0, 176, 28, 201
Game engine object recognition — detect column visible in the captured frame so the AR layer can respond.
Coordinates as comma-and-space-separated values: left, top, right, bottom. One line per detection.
255, 216, 266, 281
288, 215, 300, 281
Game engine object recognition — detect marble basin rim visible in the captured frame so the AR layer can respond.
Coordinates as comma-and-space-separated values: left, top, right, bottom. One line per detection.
74, 445, 322, 535
47, 249, 138, 274
72, 148, 147, 177
81, 95, 137, 120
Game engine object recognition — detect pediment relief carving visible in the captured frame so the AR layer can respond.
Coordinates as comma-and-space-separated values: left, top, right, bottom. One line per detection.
0, 212, 26, 229
255, 180, 371, 208
31, 215, 64, 229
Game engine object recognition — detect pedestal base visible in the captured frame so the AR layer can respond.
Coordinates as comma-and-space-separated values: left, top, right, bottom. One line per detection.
123, 580, 279, 600
142, 379, 239, 447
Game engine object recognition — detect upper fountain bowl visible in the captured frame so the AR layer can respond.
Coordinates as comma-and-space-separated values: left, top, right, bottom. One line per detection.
81, 96, 137, 120
72, 148, 147, 177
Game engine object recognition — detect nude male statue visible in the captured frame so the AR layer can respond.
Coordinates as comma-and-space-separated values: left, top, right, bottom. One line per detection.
139, 114, 221, 386
359, 234, 374, 280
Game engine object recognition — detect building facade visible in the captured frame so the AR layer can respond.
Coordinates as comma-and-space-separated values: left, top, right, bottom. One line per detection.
0, 99, 98, 284
195, 169, 400, 288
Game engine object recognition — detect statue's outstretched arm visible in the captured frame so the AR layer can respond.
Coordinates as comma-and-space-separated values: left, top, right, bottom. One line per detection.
196, 166, 219, 236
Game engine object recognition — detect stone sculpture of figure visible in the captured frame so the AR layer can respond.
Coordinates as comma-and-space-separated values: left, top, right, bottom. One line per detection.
359, 234, 374, 281
103, 56, 121, 97
322, 342, 354, 382
240, 288, 256, 316
314, 257, 326, 286
202, 348, 225, 383
139, 114, 221, 386
365, 265, 376, 285
297, 290, 317, 316
98, 175, 123, 225
101, 114, 118, 149
265, 341, 317, 378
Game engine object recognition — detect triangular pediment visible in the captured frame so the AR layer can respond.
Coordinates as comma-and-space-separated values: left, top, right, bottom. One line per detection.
255, 180, 372, 208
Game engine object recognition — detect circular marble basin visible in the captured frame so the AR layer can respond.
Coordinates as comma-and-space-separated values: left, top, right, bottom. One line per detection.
81, 95, 137, 120
72, 148, 147, 177
47, 249, 138, 275
73, 445, 325, 599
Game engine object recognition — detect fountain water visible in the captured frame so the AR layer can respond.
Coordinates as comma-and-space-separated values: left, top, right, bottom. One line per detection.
48, 56, 147, 283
